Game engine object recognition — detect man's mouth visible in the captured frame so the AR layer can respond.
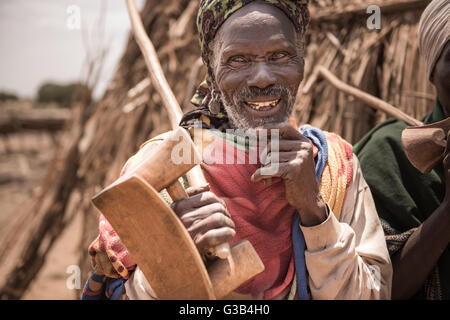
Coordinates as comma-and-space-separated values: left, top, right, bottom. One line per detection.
244, 98, 280, 111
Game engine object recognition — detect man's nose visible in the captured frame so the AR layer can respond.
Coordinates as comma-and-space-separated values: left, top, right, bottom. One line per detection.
247, 62, 276, 89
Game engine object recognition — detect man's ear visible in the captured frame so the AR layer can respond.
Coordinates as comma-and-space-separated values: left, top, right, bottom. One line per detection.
209, 81, 219, 95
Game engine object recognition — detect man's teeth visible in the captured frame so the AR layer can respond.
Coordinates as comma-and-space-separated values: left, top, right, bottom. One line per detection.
246, 99, 279, 110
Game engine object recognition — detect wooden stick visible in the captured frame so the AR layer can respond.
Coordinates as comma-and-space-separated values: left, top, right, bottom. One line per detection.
303, 65, 423, 127
126, 0, 207, 185
125, 0, 230, 259
125, 0, 183, 129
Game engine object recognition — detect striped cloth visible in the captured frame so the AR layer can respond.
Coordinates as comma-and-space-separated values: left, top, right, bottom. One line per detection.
294, 127, 353, 299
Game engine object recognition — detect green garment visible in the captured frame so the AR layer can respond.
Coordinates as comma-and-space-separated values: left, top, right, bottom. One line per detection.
354, 100, 449, 300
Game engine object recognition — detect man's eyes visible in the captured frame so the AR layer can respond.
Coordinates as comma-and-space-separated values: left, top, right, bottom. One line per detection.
270, 52, 289, 60
228, 56, 247, 64
227, 52, 290, 66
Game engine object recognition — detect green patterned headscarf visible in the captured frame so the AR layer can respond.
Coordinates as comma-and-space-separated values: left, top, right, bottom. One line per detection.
180, 0, 310, 130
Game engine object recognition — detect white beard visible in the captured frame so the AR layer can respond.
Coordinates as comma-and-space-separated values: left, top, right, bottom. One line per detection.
219, 89, 296, 130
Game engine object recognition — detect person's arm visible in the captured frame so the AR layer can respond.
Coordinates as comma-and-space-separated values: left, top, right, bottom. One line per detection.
250, 125, 392, 299
300, 155, 392, 299
389, 149, 450, 299
89, 131, 235, 299
88, 132, 173, 278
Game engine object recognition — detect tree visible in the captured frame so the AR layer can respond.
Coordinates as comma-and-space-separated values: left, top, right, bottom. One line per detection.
36, 82, 90, 108
0, 91, 19, 102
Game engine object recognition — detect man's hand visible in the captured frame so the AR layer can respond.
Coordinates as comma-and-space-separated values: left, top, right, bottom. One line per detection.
171, 184, 235, 258
251, 123, 328, 227
390, 131, 450, 299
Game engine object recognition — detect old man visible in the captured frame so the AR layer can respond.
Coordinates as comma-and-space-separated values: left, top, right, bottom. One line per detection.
83, 0, 391, 300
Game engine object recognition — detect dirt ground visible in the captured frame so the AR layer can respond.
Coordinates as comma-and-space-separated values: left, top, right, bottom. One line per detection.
22, 211, 82, 300
0, 110, 82, 300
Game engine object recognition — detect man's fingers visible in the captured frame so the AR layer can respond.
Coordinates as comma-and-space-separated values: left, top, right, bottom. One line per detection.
256, 123, 305, 141
275, 140, 305, 152
172, 190, 226, 214
269, 151, 299, 163
195, 227, 236, 254
251, 163, 287, 182
256, 126, 312, 165
190, 191, 226, 208
187, 212, 235, 236
179, 202, 231, 226
265, 140, 313, 156
186, 184, 210, 197
95, 254, 119, 279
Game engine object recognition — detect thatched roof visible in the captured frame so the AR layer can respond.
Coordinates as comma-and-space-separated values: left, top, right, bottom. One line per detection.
301, 0, 433, 142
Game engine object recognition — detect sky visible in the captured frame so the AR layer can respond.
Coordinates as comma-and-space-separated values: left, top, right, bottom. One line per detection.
0, 0, 145, 100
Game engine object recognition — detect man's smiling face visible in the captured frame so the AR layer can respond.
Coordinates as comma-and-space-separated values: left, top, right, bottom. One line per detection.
210, 2, 304, 130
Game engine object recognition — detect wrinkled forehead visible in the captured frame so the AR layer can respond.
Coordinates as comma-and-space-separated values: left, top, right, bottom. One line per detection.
197, 0, 309, 80
217, 2, 297, 43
